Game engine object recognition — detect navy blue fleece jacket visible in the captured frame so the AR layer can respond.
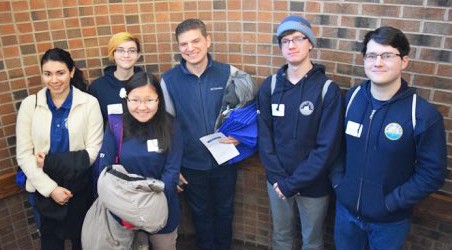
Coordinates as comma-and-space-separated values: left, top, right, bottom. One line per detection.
258, 64, 344, 198
330, 80, 447, 222
161, 54, 231, 170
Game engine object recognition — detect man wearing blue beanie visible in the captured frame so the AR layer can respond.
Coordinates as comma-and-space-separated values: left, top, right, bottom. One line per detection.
258, 15, 344, 250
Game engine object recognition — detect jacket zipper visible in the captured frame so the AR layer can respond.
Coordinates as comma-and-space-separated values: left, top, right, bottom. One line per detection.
356, 109, 376, 215
197, 78, 209, 134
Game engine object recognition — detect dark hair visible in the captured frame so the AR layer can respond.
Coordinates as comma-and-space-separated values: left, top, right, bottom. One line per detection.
175, 19, 208, 42
277, 30, 297, 47
361, 26, 410, 57
40, 47, 87, 92
122, 71, 172, 152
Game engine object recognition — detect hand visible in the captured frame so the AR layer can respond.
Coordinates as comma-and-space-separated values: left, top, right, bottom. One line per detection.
220, 136, 240, 146
273, 182, 286, 200
50, 186, 73, 205
35, 152, 46, 168
177, 173, 188, 193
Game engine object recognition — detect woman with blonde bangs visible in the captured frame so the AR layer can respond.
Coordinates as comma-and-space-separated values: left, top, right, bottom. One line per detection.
89, 32, 144, 122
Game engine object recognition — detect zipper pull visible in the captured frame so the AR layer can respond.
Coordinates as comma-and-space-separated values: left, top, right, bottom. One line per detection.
369, 109, 376, 120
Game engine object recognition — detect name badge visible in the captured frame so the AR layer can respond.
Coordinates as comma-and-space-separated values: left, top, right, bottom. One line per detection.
346, 120, 363, 138
272, 104, 285, 117
147, 139, 160, 152
107, 103, 123, 115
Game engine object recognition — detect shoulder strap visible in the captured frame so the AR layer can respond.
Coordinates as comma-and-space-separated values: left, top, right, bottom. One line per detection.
412, 94, 417, 130
270, 74, 276, 95
35, 94, 37, 109
322, 79, 332, 101
345, 86, 361, 117
108, 114, 123, 164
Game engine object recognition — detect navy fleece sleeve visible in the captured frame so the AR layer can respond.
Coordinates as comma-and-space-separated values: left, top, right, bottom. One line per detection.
257, 76, 290, 184
278, 83, 345, 197
160, 118, 183, 195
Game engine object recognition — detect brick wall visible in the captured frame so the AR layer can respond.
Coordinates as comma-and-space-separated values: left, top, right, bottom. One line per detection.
0, 0, 451, 249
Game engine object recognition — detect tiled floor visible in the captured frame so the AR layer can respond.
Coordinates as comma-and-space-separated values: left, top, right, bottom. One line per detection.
176, 234, 269, 250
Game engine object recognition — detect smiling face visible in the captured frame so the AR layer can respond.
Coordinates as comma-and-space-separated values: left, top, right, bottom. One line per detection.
113, 40, 140, 71
177, 29, 211, 68
280, 31, 312, 67
126, 84, 159, 123
41, 60, 74, 98
364, 39, 409, 87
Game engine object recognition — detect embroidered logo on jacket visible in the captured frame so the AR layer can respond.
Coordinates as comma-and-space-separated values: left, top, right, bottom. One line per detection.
384, 123, 403, 141
299, 101, 314, 116
210, 87, 223, 91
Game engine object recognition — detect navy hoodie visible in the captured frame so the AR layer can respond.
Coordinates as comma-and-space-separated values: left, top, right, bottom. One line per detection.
258, 64, 344, 198
89, 65, 143, 121
331, 79, 447, 222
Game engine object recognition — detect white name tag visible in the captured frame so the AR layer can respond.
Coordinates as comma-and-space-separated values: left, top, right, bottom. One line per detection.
107, 103, 123, 115
272, 104, 285, 117
346, 120, 363, 138
147, 139, 160, 152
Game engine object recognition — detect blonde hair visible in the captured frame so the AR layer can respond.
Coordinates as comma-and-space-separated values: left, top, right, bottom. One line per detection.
107, 32, 141, 61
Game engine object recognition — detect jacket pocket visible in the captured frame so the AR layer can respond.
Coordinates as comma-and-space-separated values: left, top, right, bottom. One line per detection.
335, 175, 360, 214
359, 181, 390, 220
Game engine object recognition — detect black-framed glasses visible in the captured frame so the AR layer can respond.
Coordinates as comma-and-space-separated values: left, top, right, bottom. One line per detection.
280, 36, 308, 47
363, 52, 401, 62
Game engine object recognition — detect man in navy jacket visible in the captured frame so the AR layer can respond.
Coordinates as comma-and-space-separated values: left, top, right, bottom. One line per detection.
257, 15, 344, 250
161, 19, 242, 250
330, 26, 447, 250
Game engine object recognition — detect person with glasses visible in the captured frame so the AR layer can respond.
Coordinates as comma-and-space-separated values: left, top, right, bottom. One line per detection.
257, 15, 344, 250
96, 71, 182, 250
89, 32, 143, 122
330, 26, 447, 250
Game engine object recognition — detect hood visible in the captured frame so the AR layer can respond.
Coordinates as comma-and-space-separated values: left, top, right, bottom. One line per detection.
103, 65, 144, 77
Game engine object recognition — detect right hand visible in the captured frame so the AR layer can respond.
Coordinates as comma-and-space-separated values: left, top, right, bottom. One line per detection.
50, 186, 73, 205
177, 173, 188, 193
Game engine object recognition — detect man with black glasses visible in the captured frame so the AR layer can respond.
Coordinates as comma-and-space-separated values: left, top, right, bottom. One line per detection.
257, 15, 343, 250
330, 26, 447, 250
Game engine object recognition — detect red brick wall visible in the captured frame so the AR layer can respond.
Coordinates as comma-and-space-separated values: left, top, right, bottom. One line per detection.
0, 1, 451, 249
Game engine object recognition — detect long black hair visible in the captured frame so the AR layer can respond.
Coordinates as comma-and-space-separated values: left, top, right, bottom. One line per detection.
40, 47, 87, 92
122, 71, 173, 152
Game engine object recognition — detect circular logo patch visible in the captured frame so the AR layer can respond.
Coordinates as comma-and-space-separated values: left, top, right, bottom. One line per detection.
384, 123, 403, 141
299, 101, 314, 116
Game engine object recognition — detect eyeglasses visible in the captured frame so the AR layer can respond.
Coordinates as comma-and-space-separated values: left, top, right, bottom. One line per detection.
280, 36, 308, 47
127, 97, 159, 107
363, 52, 401, 62
115, 48, 138, 55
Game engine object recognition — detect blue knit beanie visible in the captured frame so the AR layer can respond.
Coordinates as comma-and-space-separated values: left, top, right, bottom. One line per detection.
276, 15, 316, 47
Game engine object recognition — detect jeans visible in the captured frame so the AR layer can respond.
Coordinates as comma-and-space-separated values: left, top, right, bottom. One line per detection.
267, 182, 329, 250
182, 165, 237, 250
334, 202, 409, 250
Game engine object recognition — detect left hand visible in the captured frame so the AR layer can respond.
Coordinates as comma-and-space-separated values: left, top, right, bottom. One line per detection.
219, 136, 240, 146
35, 152, 46, 168
273, 182, 286, 200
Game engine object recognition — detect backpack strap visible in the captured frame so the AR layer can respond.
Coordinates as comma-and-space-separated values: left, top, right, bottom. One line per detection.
107, 114, 123, 164
270, 74, 276, 95
412, 94, 417, 130
345, 86, 361, 117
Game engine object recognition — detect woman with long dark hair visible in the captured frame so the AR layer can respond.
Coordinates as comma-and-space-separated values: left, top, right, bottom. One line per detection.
96, 71, 182, 250
15, 47, 103, 250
